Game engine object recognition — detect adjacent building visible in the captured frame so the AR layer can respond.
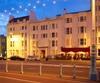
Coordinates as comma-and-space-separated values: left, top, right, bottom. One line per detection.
7, 0, 100, 59
0, 35, 6, 58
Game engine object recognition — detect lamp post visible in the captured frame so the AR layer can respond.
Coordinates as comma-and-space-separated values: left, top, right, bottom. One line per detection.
89, 0, 98, 80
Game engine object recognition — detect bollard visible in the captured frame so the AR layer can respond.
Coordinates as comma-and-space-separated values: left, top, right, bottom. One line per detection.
5, 62, 8, 72
39, 63, 42, 76
59, 64, 63, 78
21, 62, 24, 74
73, 64, 76, 79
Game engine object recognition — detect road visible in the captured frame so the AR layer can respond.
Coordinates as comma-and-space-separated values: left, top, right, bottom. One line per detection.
0, 60, 100, 83
0, 72, 99, 83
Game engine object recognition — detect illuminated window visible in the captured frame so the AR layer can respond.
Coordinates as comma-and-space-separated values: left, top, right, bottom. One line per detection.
22, 41, 24, 46
98, 37, 100, 43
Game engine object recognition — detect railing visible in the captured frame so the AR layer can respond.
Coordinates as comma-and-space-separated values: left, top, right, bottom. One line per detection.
0, 61, 92, 79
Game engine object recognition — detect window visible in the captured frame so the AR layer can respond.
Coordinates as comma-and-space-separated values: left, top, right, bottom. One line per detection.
66, 18, 72, 23
22, 26, 24, 30
98, 37, 100, 43
25, 26, 27, 30
25, 33, 27, 37
52, 40, 55, 47
33, 34, 35, 39
98, 49, 100, 56
98, 5, 100, 11
79, 26, 86, 33
33, 26, 35, 31
10, 41, 12, 47
79, 16, 86, 22
56, 40, 58, 46
22, 33, 24, 37
52, 24, 55, 29
80, 38, 86, 45
45, 25, 48, 30
10, 27, 15, 31
66, 28, 72, 34
22, 41, 24, 46
52, 32, 55, 38
42, 33, 47, 38
10, 28, 12, 31
36, 26, 38, 30
25, 40, 27, 46
98, 26, 100, 31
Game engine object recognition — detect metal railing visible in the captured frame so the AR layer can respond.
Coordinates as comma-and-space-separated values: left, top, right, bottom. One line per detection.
0, 61, 91, 79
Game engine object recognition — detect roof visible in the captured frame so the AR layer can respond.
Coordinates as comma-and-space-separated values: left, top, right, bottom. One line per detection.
9, 16, 29, 23
56, 10, 91, 16
9, 10, 91, 23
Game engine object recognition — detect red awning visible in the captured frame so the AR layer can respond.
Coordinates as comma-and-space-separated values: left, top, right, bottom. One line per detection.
61, 47, 90, 53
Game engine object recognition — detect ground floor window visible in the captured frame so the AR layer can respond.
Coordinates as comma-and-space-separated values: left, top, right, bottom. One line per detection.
98, 49, 100, 56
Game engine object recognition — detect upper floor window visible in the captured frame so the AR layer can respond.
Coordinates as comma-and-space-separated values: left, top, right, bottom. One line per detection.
52, 24, 55, 29
66, 28, 72, 34
52, 40, 55, 47
79, 26, 86, 33
98, 37, 100, 43
21, 26, 27, 30
9, 27, 15, 31
42, 33, 48, 38
33, 34, 35, 39
97, 26, 100, 31
25, 26, 27, 30
79, 16, 86, 22
22, 26, 24, 30
80, 38, 86, 45
33, 26, 35, 31
52, 40, 57, 47
66, 18, 72, 23
52, 32, 55, 38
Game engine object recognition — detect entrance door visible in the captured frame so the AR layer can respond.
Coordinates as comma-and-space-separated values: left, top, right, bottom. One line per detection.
41, 50, 45, 58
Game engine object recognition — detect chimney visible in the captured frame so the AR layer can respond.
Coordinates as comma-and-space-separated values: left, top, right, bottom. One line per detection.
29, 10, 37, 22
9, 15, 14, 21
63, 8, 67, 15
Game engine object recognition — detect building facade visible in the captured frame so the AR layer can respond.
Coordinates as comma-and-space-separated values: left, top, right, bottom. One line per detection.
7, 0, 100, 59
0, 35, 6, 58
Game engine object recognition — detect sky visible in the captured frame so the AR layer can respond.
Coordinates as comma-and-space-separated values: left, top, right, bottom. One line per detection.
0, 0, 90, 35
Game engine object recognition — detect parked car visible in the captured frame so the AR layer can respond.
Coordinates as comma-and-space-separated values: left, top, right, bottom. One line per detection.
9, 56, 25, 61
26, 56, 40, 61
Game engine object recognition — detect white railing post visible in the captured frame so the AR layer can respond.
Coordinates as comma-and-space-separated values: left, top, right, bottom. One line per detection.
73, 64, 76, 79
59, 64, 63, 78
39, 63, 42, 76
21, 62, 23, 74
5, 62, 8, 72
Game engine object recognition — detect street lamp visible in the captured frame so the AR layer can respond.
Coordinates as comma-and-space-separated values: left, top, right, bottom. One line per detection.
89, 0, 98, 80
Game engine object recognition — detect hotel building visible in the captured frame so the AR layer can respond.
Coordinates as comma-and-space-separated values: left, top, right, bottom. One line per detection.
7, 0, 100, 59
